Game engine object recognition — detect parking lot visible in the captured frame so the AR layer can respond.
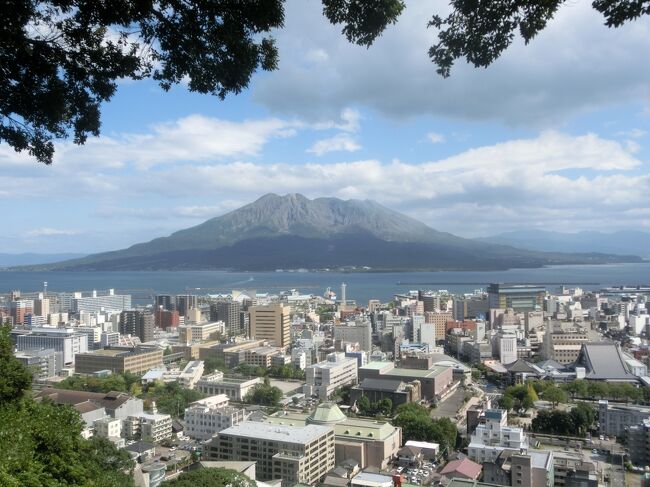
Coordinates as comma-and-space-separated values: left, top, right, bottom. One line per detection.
389, 461, 437, 485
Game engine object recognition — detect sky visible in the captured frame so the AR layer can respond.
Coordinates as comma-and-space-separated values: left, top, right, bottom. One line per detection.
1, 0, 650, 254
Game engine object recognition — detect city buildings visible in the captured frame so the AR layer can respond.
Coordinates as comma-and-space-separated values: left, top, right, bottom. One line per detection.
334, 319, 372, 352
207, 421, 335, 486
196, 375, 263, 401
598, 400, 650, 438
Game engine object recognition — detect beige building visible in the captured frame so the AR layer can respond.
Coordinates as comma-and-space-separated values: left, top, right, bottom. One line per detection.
249, 304, 291, 348
542, 326, 588, 364
74, 347, 163, 374
208, 421, 335, 487
425, 311, 453, 341
178, 321, 225, 344
267, 403, 402, 470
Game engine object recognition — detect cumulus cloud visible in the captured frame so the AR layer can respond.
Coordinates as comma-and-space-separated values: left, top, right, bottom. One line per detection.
252, 0, 650, 125
308, 133, 362, 156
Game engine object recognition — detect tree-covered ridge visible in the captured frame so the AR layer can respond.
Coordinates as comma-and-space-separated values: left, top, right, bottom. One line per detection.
0, 325, 135, 486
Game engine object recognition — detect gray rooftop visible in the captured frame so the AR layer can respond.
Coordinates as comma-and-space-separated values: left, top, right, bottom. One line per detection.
358, 378, 406, 392
575, 342, 636, 380
218, 421, 332, 444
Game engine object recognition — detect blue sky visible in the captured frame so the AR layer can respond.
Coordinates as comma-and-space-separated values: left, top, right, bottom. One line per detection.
1, 0, 649, 254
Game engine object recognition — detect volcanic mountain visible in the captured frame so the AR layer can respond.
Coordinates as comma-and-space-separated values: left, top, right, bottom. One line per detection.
40, 194, 641, 271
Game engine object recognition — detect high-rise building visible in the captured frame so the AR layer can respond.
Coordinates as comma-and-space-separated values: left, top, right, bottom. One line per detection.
334, 319, 372, 351
33, 297, 50, 317
119, 311, 154, 343
176, 294, 198, 317
10, 299, 33, 324
14, 327, 88, 365
155, 295, 174, 311
214, 301, 242, 336
249, 304, 291, 348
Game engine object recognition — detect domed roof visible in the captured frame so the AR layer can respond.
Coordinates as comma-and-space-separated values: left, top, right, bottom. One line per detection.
307, 402, 347, 425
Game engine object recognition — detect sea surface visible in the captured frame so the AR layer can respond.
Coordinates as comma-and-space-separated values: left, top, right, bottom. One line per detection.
1, 263, 649, 304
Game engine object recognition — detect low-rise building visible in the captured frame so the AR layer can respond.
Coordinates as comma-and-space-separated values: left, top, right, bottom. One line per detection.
468, 410, 528, 464
74, 347, 163, 374
598, 400, 650, 438
184, 394, 247, 441
266, 403, 402, 470
304, 352, 358, 400
196, 375, 262, 401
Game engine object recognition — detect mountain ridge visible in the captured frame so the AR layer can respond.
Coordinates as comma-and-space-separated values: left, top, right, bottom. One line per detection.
25, 194, 642, 271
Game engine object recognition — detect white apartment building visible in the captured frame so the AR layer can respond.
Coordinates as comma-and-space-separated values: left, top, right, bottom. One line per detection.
94, 416, 122, 439
304, 352, 358, 400
184, 394, 247, 441
137, 404, 172, 443
72, 289, 132, 313
468, 409, 529, 464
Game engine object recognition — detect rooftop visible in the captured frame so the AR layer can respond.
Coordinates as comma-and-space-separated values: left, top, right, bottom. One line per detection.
218, 421, 332, 444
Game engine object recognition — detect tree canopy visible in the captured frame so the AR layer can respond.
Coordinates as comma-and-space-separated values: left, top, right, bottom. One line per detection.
0, 325, 135, 486
393, 403, 457, 454
3, 0, 647, 164
164, 467, 257, 487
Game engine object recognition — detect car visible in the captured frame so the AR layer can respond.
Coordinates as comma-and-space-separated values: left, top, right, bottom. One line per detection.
599, 435, 604, 441
396, 467, 404, 474
592, 449, 598, 454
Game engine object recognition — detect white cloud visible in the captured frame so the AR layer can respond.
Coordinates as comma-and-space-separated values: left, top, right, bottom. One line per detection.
427, 132, 445, 144
307, 133, 362, 156
617, 128, 647, 138
252, 0, 650, 125
25, 227, 81, 238
141, 131, 648, 235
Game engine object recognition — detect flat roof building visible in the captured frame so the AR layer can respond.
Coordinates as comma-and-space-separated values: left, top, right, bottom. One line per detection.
75, 347, 163, 375
207, 421, 335, 487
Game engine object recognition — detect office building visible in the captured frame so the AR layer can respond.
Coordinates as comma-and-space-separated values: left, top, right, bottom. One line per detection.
482, 449, 554, 487
178, 321, 225, 344
155, 295, 174, 311
119, 310, 155, 343
10, 299, 33, 324
196, 375, 263, 401
75, 347, 163, 374
304, 353, 358, 399
334, 319, 372, 351
139, 404, 172, 443
15, 327, 88, 365
249, 304, 291, 348
184, 394, 247, 441
212, 301, 242, 336
155, 307, 180, 329
598, 400, 650, 438
267, 402, 402, 470
176, 294, 198, 317
208, 421, 335, 486
488, 284, 545, 312
15, 348, 63, 379
357, 361, 454, 402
